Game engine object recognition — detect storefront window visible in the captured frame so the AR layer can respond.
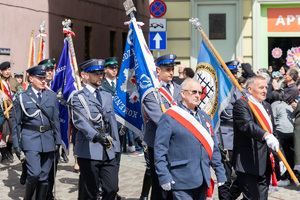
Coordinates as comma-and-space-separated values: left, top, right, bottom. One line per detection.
268, 37, 300, 70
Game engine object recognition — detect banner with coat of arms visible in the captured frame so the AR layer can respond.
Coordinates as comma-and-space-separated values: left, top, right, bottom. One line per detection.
195, 40, 234, 132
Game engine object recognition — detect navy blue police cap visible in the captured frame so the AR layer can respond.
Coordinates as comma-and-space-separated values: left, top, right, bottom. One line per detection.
0, 61, 10, 70
154, 53, 177, 67
26, 65, 47, 77
105, 57, 119, 68
80, 59, 105, 73
225, 60, 239, 73
38, 58, 55, 69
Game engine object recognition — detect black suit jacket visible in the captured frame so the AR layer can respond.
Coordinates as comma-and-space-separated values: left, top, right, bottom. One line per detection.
233, 98, 276, 176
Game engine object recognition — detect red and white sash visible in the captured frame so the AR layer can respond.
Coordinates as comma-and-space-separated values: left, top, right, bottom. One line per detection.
2, 80, 12, 100
243, 95, 273, 133
159, 86, 177, 106
242, 95, 277, 186
44, 84, 51, 90
166, 106, 214, 160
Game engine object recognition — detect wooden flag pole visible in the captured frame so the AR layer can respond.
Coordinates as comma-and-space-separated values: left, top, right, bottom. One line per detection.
123, 0, 166, 113
62, 19, 82, 90
190, 18, 299, 186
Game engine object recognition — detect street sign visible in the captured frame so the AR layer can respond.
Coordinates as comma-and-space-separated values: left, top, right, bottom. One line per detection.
149, 0, 167, 18
149, 32, 166, 50
149, 18, 166, 32
0, 48, 10, 55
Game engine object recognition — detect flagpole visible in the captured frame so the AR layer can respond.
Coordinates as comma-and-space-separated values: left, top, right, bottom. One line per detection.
189, 18, 299, 186
37, 21, 46, 64
62, 19, 82, 90
123, 0, 167, 113
25, 30, 34, 89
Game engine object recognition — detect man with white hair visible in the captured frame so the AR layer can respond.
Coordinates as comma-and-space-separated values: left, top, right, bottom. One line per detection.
233, 76, 281, 199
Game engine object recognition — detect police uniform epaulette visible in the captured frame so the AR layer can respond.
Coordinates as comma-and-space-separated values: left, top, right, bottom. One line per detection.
78, 90, 90, 97
99, 86, 110, 94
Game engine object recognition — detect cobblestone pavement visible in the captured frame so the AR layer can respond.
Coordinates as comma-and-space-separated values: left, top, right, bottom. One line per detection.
1, 146, 300, 199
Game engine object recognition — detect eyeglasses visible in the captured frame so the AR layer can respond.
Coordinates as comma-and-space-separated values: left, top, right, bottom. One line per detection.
184, 90, 203, 95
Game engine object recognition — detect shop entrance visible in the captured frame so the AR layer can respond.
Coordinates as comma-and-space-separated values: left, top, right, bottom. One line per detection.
268, 37, 300, 71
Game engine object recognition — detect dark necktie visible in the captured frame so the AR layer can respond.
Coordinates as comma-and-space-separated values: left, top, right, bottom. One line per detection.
95, 89, 102, 106
166, 83, 171, 94
37, 92, 42, 103
111, 81, 116, 93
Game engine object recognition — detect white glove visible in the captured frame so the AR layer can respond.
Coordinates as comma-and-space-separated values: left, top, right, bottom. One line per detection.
265, 134, 279, 152
217, 182, 225, 187
279, 161, 287, 176
161, 181, 175, 191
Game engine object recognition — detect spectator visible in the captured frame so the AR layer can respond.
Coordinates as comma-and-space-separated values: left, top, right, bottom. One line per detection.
183, 68, 195, 78
282, 68, 299, 104
272, 65, 290, 89
270, 90, 294, 186
236, 57, 256, 79
173, 64, 186, 85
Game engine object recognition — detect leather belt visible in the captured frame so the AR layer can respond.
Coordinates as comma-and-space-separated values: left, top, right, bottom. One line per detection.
23, 125, 51, 133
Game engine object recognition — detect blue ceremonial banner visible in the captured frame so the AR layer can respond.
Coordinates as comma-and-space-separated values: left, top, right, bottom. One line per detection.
195, 40, 234, 132
113, 18, 159, 136
52, 39, 77, 151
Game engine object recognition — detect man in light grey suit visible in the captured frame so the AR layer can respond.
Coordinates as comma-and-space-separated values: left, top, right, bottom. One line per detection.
71, 59, 120, 200
143, 53, 181, 199
154, 78, 226, 199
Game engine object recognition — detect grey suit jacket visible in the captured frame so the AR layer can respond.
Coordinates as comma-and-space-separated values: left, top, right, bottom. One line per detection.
12, 87, 61, 152
154, 103, 226, 190
143, 82, 181, 147
71, 86, 120, 160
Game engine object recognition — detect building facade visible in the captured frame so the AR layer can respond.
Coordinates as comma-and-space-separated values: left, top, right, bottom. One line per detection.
158, 0, 300, 73
0, 0, 150, 74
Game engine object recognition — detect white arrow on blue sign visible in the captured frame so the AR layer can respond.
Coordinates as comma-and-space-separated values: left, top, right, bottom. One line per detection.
149, 32, 166, 50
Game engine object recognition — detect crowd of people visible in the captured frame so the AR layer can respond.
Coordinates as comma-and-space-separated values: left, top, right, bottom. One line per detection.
1, 52, 300, 200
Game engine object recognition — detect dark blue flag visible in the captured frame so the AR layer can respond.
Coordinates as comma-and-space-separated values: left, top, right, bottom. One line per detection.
52, 39, 77, 151
113, 18, 159, 136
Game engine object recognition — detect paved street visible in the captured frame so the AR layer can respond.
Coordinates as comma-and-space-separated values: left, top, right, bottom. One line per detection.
1, 146, 300, 199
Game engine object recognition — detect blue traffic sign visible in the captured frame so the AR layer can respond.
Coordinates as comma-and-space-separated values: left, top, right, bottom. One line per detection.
149, 0, 167, 18
149, 32, 166, 50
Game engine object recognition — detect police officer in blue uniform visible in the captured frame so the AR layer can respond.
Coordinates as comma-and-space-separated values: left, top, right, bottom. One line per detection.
11, 65, 61, 200
143, 53, 182, 200
38, 58, 55, 88
217, 60, 242, 200
70, 59, 120, 200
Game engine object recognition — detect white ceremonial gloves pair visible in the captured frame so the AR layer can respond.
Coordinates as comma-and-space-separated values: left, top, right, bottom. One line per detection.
161, 181, 175, 191
265, 134, 279, 152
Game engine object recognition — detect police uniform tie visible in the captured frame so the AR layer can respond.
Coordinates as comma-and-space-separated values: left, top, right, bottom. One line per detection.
37, 91, 42, 103
166, 83, 171, 94
96, 89, 102, 106
111, 81, 116, 93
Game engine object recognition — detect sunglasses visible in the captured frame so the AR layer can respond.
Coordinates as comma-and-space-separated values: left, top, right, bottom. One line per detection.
184, 90, 203, 95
